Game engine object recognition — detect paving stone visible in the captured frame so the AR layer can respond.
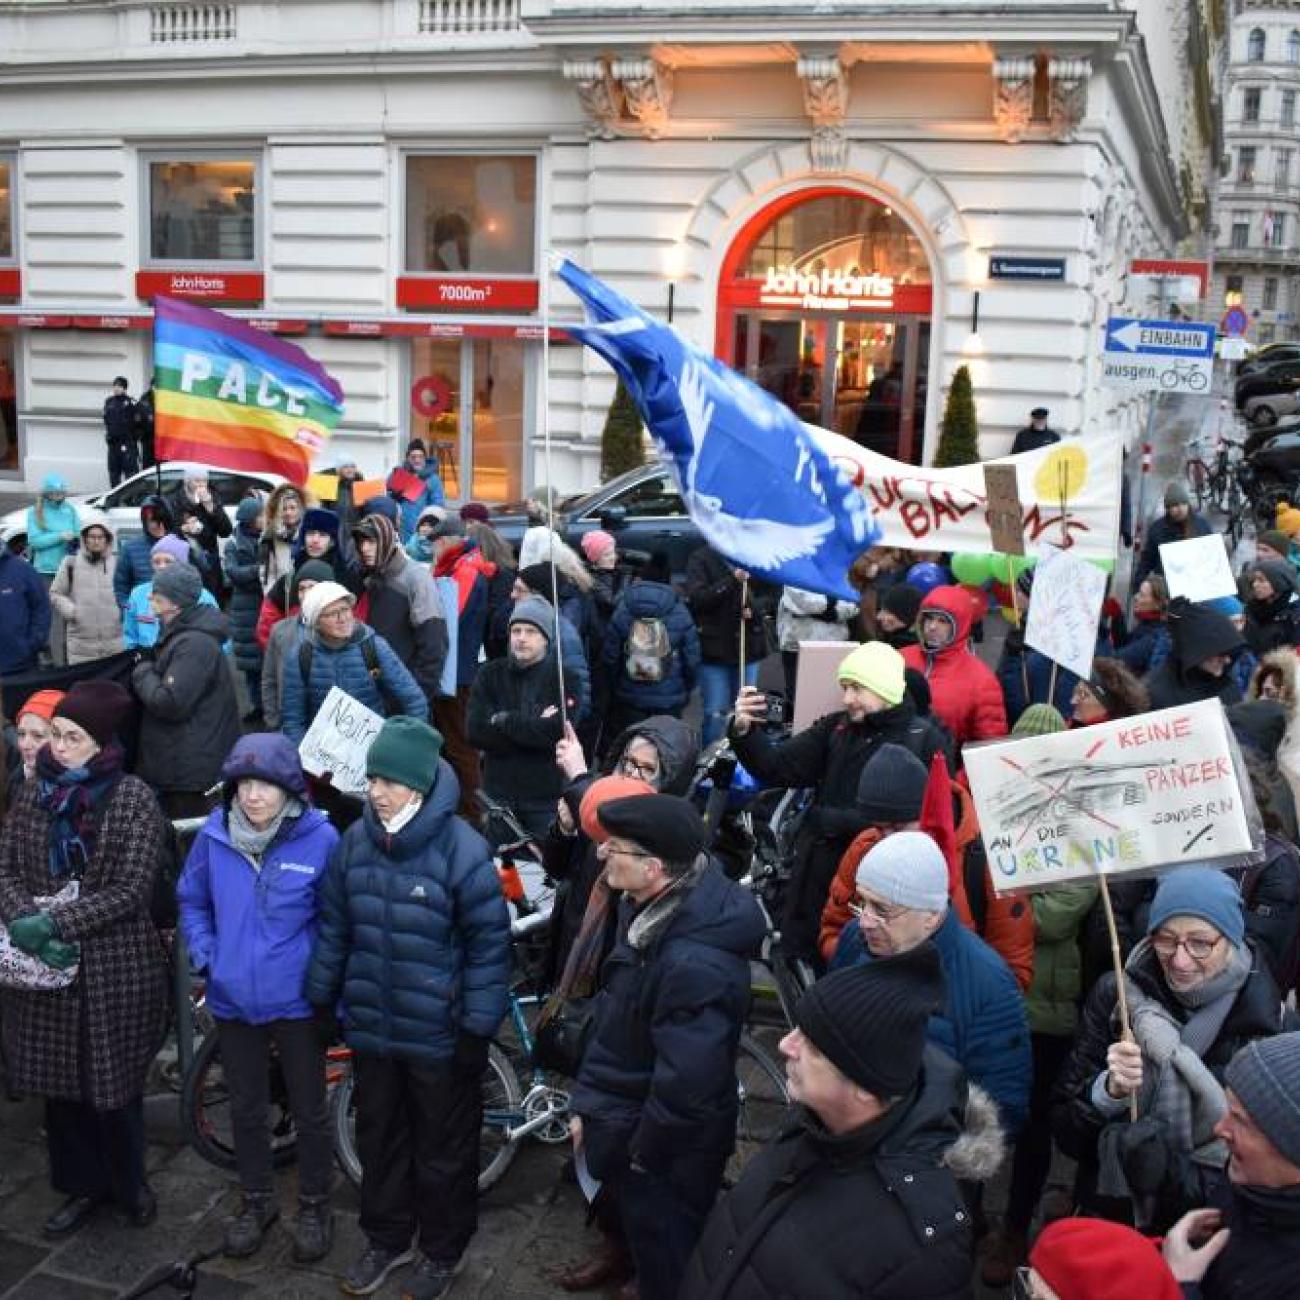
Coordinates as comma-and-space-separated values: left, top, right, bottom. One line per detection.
0, 1238, 47, 1293
4, 1276, 116, 1300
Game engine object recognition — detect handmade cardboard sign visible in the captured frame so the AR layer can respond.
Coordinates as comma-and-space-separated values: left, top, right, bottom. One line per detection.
792, 641, 857, 734
298, 686, 384, 797
1159, 533, 1237, 602
964, 699, 1254, 894
983, 464, 1026, 556
1024, 543, 1108, 682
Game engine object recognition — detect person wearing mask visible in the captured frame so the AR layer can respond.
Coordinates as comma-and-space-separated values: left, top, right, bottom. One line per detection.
1134, 481, 1214, 589
10, 690, 65, 786
27, 474, 80, 665
682, 948, 1003, 1300
1145, 598, 1247, 711
279, 581, 428, 746
48, 511, 122, 666
177, 733, 339, 1264
1243, 559, 1300, 655
1053, 867, 1287, 1229
730, 641, 950, 963
828, 832, 1032, 1137
873, 582, 922, 649
260, 561, 332, 733
223, 497, 266, 722
466, 596, 579, 842
122, 536, 219, 651
1010, 405, 1061, 455
131, 558, 241, 819
306, 718, 509, 1300
775, 585, 860, 705
113, 496, 174, 611
102, 377, 138, 485
350, 514, 449, 718
0, 682, 168, 1237
902, 585, 1008, 748
0, 541, 52, 676
685, 545, 780, 747
571, 794, 764, 1300
259, 484, 307, 594
387, 439, 446, 542
168, 471, 232, 599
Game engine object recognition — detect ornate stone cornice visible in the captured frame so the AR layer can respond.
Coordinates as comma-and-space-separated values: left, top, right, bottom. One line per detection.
609, 56, 673, 139
562, 58, 622, 140
1048, 56, 1091, 142
797, 54, 849, 172
993, 55, 1035, 143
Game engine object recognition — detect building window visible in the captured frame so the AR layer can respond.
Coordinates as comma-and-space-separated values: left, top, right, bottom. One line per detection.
1232, 219, 1250, 249
1279, 149, 1294, 188
1249, 27, 1266, 61
1239, 147, 1258, 184
1245, 87, 1262, 122
404, 155, 537, 275
1290, 29, 1300, 62
1265, 277, 1280, 308
145, 156, 258, 263
1273, 213, 1288, 247
1285, 91, 1298, 129
0, 157, 13, 262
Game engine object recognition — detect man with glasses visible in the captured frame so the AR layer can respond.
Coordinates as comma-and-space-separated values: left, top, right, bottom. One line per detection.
827, 831, 1031, 1136
570, 793, 763, 1300
683, 945, 1001, 1299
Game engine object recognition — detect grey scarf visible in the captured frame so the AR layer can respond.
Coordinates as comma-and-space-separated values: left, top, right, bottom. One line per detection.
227, 797, 303, 869
626, 855, 707, 952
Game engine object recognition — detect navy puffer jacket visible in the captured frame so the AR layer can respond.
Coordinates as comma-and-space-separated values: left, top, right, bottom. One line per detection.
223, 523, 263, 675
304, 760, 511, 1063
602, 580, 701, 713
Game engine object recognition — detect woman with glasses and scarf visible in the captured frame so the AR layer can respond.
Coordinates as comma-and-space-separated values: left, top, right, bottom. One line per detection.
0, 681, 169, 1239
1052, 866, 1288, 1230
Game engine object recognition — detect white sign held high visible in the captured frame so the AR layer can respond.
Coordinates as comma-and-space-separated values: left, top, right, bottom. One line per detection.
964, 699, 1256, 895
1159, 534, 1238, 602
298, 686, 384, 797
1024, 544, 1109, 682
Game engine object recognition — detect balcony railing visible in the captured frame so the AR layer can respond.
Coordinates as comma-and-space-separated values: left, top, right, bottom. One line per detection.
150, 4, 237, 42
419, 0, 520, 32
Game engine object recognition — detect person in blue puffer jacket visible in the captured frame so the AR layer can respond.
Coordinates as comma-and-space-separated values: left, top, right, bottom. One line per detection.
828, 830, 1031, 1136
177, 733, 339, 1264
305, 718, 510, 1299
601, 559, 701, 737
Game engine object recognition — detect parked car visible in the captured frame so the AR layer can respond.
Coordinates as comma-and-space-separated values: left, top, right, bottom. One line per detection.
489, 463, 703, 574
1244, 388, 1300, 427
1238, 342, 1300, 378
1235, 357, 1300, 410
1, 463, 283, 554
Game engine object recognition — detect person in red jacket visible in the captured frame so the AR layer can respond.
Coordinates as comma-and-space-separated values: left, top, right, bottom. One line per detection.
901, 584, 1008, 748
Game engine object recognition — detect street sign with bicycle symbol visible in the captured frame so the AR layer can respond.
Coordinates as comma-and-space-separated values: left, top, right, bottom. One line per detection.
1102, 316, 1217, 396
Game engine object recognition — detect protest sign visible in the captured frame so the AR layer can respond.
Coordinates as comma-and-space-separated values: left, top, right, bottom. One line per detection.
298, 686, 384, 797
983, 464, 1026, 556
792, 641, 857, 734
805, 426, 1121, 560
1159, 533, 1237, 602
964, 699, 1256, 895
1024, 544, 1108, 681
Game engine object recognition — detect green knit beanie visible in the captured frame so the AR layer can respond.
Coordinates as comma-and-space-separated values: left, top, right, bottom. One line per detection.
365, 716, 444, 794
1013, 704, 1067, 738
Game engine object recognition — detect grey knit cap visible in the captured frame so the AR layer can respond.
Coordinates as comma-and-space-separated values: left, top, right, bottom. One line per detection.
152, 561, 203, 610
1225, 1032, 1300, 1168
509, 595, 555, 643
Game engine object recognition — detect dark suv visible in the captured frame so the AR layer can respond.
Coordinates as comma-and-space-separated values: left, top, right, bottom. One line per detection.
1235, 357, 1300, 409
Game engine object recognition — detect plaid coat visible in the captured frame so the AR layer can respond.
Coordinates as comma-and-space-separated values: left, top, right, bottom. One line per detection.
0, 775, 169, 1110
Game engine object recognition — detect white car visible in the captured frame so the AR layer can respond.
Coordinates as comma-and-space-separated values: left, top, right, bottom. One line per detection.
1, 463, 286, 553
1244, 389, 1300, 428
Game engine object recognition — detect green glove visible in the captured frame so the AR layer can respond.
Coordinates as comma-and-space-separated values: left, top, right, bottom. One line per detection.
38, 938, 80, 971
9, 912, 55, 956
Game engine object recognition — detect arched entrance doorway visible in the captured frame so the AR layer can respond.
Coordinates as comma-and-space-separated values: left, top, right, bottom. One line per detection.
716, 187, 934, 464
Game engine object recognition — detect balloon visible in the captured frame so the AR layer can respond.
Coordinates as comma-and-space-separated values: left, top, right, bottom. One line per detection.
905, 562, 948, 595
1009, 554, 1037, 579
1087, 557, 1116, 574
950, 553, 993, 586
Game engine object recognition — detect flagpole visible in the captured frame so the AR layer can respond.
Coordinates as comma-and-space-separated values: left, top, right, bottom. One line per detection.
738, 576, 749, 685
541, 252, 567, 731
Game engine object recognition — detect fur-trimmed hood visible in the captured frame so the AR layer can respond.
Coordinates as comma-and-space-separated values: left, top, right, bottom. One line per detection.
1251, 648, 1298, 715
943, 1081, 1006, 1183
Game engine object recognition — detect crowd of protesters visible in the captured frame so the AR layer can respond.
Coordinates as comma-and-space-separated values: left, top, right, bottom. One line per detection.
0, 449, 1295, 1299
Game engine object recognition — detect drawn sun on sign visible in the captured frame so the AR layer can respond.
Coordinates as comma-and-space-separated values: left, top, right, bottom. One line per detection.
1034, 444, 1090, 506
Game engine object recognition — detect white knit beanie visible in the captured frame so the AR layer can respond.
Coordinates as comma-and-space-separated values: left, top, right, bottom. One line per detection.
300, 581, 355, 629
854, 831, 950, 913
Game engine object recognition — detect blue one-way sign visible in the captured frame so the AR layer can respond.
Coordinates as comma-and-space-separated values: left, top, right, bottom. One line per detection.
1104, 318, 1216, 358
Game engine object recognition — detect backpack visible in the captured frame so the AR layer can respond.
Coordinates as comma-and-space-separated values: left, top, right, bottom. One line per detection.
298, 636, 402, 718
624, 615, 673, 683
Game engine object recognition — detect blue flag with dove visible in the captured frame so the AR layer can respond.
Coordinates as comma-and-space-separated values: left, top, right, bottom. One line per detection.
558, 260, 880, 602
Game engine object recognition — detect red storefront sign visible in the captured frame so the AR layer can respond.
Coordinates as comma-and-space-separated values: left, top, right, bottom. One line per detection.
0, 268, 19, 300
135, 270, 265, 304
9, 314, 70, 328
72, 315, 153, 330
323, 318, 566, 341
247, 318, 310, 335
396, 276, 539, 313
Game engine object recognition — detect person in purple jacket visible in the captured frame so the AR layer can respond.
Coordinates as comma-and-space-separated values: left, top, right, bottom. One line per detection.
176, 733, 340, 1265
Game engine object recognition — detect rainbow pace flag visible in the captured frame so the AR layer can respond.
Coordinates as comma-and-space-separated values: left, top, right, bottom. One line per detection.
152, 296, 344, 485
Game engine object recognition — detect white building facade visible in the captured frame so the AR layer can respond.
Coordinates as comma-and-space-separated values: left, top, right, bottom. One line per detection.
0, 0, 1222, 497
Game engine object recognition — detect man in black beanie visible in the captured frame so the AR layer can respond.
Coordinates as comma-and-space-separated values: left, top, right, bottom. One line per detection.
683, 946, 1005, 1299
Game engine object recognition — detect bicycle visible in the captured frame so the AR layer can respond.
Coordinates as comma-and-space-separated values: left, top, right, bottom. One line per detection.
1160, 359, 1209, 392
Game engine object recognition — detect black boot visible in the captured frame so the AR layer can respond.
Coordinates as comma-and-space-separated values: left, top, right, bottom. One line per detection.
222, 1192, 279, 1258
43, 1194, 102, 1239
291, 1194, 333, 1264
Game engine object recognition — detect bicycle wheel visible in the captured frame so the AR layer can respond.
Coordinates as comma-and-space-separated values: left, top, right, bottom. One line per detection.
330, 1042, 522, 1194
728, 1033, 791, 1185
179, 1029, 299, 1172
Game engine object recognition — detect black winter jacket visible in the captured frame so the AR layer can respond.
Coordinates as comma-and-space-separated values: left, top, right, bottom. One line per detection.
684, 545, 779, 665
131, 603, 241, 794
304, 760, 510, 1064
1134, 510, 1214, 588
681, 1050, 1001, 1300
730, 702, 951, 960
1201, 1181, 1300, 1300
571, 862, 765, 1185
1233, 834, 1300, 994
223, 524, 263, 675
1145, 598, 1246, 711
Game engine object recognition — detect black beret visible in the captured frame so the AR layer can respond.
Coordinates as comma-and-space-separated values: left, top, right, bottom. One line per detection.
596, 793, 707, 863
